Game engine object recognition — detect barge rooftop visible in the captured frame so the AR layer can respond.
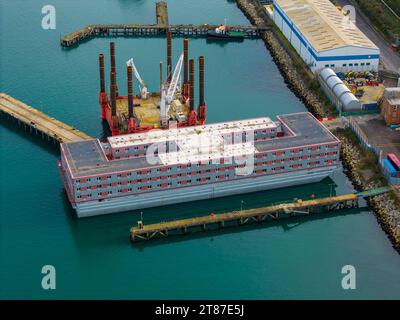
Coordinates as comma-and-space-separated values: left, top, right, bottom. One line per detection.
62, 112, 340, 178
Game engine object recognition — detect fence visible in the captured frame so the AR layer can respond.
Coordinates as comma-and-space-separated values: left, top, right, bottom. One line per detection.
347, 117, 400, 184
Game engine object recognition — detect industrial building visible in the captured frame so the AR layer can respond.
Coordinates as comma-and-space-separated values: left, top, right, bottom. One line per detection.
381, 88, 400, 127
273, 0, 380, 73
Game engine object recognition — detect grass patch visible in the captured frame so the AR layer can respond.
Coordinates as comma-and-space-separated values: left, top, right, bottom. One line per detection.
354, 0, 400, 44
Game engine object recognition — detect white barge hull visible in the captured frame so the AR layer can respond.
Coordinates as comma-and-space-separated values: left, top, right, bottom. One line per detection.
74, 166, 338, 218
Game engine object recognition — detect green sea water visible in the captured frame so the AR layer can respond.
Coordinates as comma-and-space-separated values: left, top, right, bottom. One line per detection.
1, 0, 400, 299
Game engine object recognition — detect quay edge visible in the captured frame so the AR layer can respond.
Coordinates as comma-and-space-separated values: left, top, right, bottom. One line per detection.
235, 0, 400, 252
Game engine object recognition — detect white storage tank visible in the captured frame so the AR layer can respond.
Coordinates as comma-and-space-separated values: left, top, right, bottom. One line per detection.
340, 92, 361, 111
326, 76, 343, 91
320, 68, 337, 82
320, 68, 362, 112
332, 83, 351, 98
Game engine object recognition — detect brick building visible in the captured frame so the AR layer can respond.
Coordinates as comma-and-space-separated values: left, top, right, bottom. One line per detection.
381, 88, 400, 126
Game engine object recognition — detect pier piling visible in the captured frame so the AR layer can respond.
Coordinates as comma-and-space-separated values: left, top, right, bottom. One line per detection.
159, 61, 163, 92
127, 66, 134, 119
110, 71, 117, 117
189, 59, 194, 112
110, 42, 118, 96
183, 38, 189, 85
199, 56, 204, 107
167, 32, 172, 83
110, 42, 116, 74
99, 54, 105, 93
197, 56, 206, 123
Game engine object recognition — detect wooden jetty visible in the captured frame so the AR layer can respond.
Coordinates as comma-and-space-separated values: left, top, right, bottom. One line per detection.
156, 1, 169, 28
130, 188, 391, 241
0, 93, 92, 144
60, 1, 269, 47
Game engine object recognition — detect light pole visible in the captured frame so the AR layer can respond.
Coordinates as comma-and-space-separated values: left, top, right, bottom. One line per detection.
329, 183, 335, 197
138, 211, 144, 229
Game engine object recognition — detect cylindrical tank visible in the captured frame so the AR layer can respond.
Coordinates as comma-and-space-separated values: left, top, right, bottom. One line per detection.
332, 83, 351, 98
340, 92, 362, 111
319, 67, 362, 112
326, 76, 343, 91
320, 68, 337, 82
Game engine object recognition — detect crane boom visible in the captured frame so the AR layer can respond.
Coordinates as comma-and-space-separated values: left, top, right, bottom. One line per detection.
160, 53, 184, 128
126, 58, 144, 85
166, 53, 184, 104
126, 58, 149, 99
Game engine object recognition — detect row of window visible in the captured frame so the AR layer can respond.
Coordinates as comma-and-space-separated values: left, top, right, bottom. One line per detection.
116, 143, 338, 162
114, 144, 150, 154
257, 150, 338, 160
324, 62, 372, 68
78, 170, 233, 190
119, 152, 147, 159
77, 152, 339, 184
78, 175, 230, 198
76, 159, 338, 199
78, 159, 339, 192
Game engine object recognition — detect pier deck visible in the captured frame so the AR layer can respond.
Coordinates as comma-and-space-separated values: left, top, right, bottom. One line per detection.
60, 1, 269, 47
130, 194, 360, 241
130, 188, 392, 241
156, 1, 169, 28
61, 24, 269, 47
0, 93, 92, 144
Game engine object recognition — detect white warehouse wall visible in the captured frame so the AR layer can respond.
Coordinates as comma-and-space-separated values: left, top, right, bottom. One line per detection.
315, 46, 380, 73
273, 6, 314, 67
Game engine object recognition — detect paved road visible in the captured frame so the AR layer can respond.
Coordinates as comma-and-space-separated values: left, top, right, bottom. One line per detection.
335, 0, 400, 73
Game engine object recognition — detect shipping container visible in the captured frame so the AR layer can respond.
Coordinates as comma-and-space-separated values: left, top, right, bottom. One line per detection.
384, 159, 397, 177
387, 153, 400, 171
362, 102, 379, 110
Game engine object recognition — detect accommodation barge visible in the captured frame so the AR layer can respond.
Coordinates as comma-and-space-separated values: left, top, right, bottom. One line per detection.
59, 112, 341, 217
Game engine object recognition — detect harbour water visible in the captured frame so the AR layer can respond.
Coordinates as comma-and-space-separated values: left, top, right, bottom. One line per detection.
1, 0, 400, 299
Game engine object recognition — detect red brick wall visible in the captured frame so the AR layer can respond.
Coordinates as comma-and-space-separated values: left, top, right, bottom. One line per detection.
381, 98, 400, 126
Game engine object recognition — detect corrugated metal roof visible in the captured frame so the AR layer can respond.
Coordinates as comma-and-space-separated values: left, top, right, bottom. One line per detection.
275, 0, 378, 52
